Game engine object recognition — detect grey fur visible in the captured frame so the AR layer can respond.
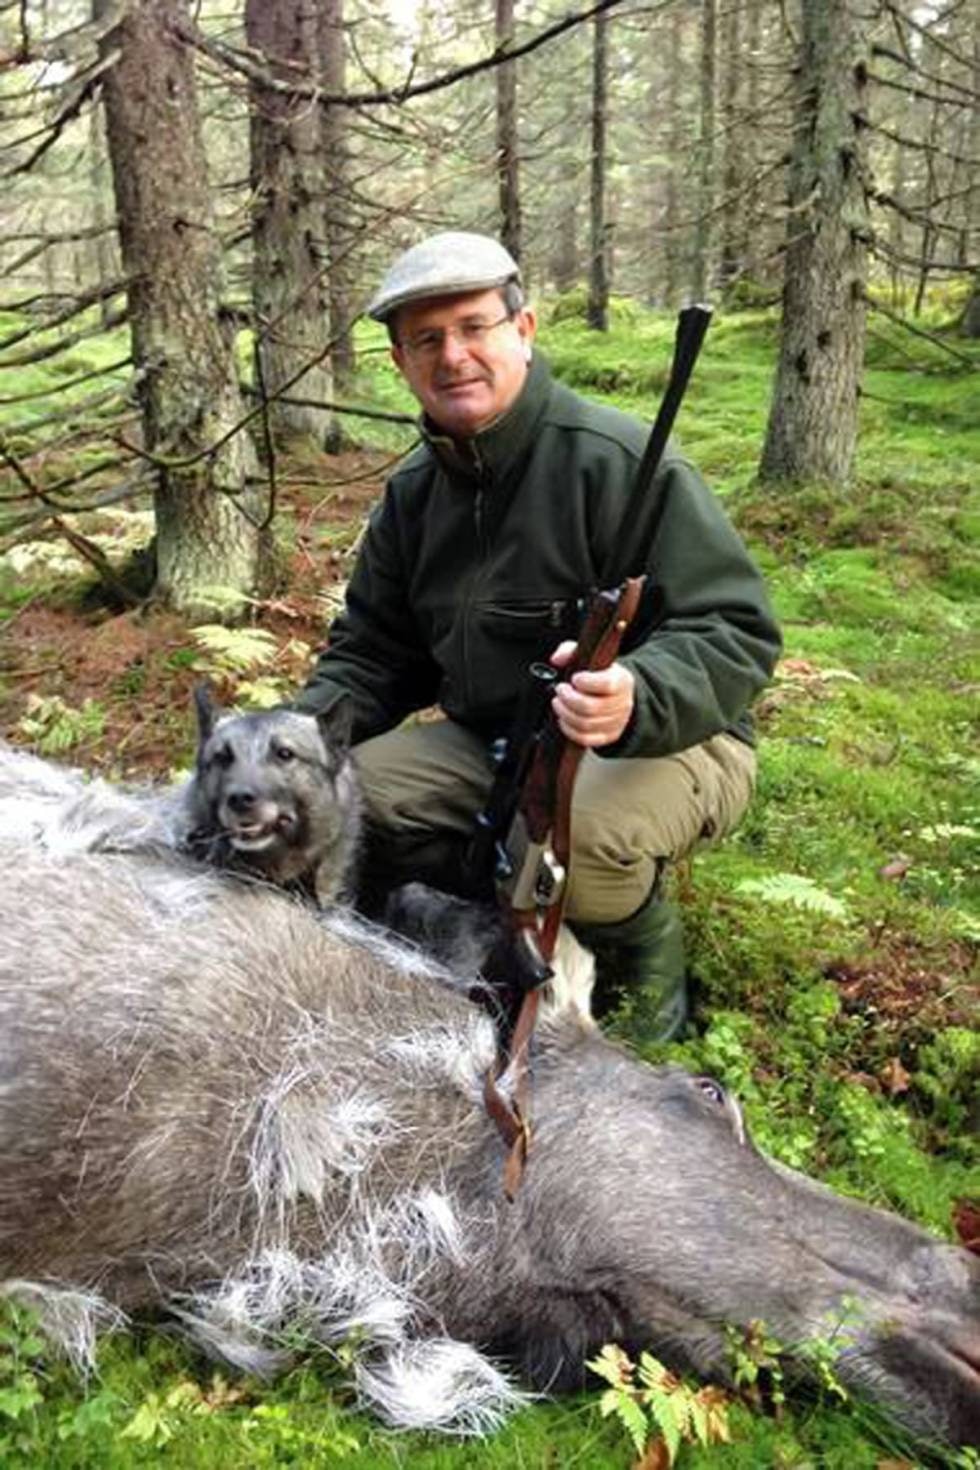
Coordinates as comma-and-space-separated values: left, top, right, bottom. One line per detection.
0, 693, 360, 903
185, 689, 360, 903
0, 847, 977, 1444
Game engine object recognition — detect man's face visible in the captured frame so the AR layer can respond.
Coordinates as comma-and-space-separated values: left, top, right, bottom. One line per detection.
390, 288, 537, 438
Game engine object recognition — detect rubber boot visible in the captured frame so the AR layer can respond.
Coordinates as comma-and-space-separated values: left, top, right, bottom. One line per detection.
574, 894, 688, 1044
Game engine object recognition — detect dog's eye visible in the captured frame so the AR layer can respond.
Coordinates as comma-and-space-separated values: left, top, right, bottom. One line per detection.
273, 744, 295, 762
210, 744, 234, 769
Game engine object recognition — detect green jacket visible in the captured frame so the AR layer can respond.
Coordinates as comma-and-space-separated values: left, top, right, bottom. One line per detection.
297, 352, 781, 757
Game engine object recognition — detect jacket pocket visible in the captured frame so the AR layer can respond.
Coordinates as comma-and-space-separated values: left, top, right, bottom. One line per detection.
476, 597, 579, 640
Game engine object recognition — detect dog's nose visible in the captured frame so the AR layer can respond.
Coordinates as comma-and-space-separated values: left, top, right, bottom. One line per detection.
227, 789, 256, 814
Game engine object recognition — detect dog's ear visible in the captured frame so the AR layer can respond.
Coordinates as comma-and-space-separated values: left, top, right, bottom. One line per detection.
316, 694, 353, 756
193, 682, 219, 745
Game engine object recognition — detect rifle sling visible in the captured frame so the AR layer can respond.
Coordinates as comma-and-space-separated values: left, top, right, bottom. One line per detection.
483, 576, 645, 1196
483, 984, 541, 1202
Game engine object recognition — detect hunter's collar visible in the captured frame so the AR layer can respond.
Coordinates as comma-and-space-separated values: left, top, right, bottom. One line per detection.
421, 351, 551, 485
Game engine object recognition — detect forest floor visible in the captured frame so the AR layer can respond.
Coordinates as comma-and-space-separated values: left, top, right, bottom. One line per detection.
0, 300, 977, 1468
0, 450, 384, 770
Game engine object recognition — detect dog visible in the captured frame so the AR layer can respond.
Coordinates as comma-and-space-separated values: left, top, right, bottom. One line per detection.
0, 688, 361, 906
182, 687, 361, 904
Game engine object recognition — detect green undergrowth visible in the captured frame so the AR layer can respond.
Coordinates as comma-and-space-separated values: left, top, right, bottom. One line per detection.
0, 1325, 966, 1470
1, 292, 978, 1467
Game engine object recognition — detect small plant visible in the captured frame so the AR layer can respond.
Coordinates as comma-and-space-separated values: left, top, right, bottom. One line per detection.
241, 1401, 360, 1462
16, 693, 105, 754
0, 1301, 46, 1457
725, 1319, 787, 1415
190, 623, 279, 677
234, 676, 290, 708
734, 872, 850, 921
120, 1373, 251, 1449
588, 1343, 731, 1463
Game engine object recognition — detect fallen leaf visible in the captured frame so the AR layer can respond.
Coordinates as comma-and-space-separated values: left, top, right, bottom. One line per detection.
952, 1199, 980, 1256
879, 1057, 911, 1096
634, 1438, 671, 1470
777, 657, 819, 678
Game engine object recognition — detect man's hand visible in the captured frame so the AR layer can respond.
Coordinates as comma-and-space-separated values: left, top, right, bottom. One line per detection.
550, 640, 636, 748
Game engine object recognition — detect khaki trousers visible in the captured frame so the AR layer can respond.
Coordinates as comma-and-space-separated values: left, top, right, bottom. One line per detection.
353, 717, 756, 925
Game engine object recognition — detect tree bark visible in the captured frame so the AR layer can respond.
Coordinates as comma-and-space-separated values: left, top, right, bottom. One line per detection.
958, 14, 980, 335
246, 0, 333, 443
717, 0, 742, 294
95, 0, 262, 618
742, 0, 763, 286
961, 277, 980, 337
759, 0, 869, 486
663, 2, 686, 306
495, 0, 523, 265
691, 0, 717, 300
549, 140, 580, 292
320, 0, 355, 400
587, 7, 609, 331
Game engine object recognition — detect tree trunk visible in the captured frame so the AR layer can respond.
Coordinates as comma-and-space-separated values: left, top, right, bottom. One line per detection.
549, 146, 580, 292
958, 16, 980, 333
88, 104, 116, 327
759, 0, 869, 486
663, 2, 686, 307
95, 0, 262, 618
320, 0, 355, 402
495, 0, 522, 265
587, 7, 609, 331
246, 0, 333, 443
742, 0, 763, 286
691, 0, 717, 301
961, 277, 980, 337
717, 0, 742, 295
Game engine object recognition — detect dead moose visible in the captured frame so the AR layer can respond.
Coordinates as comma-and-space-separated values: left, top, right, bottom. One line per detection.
0, 845, 977, 1446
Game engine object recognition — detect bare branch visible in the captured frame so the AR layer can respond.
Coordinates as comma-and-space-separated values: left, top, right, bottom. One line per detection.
864, 117, 980, 167
863, 292, 977, 368
869, 68, 980, 108
0, 358, 131, 407
3, 49, 121, 178
170, 0, 630, 111
0, 278, 127, 354
871, 44, 980, 101
0, 307, 128, 369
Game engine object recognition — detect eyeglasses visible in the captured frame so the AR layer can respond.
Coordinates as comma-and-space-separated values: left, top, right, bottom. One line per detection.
399, 314, 514, 362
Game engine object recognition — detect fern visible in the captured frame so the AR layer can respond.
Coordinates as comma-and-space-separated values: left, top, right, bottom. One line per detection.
17, 694, 105, 755
190, 624, 278, 676
735, 872, 850, 920
588, 1344, 731, 1463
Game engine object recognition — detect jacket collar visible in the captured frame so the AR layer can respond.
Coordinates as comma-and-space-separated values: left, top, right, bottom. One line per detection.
420, 351, 552, 485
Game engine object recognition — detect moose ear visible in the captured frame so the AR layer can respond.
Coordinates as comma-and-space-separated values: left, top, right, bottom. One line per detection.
193, 682, 219, 744
316, 694, 353, 756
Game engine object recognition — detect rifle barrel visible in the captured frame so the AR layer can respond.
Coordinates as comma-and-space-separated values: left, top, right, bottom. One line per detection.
600, 303, 712, 587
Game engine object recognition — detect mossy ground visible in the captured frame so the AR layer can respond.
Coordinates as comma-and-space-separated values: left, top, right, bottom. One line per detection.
0, 296, 977, 1467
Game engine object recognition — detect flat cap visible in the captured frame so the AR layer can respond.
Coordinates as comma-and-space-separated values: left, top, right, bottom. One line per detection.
367, 231, 521, 323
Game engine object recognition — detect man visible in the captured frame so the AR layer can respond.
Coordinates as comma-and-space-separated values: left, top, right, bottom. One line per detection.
295, 231, 781, 1038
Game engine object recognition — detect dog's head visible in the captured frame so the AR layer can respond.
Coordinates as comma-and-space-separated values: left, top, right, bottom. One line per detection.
189, 685, 355, 887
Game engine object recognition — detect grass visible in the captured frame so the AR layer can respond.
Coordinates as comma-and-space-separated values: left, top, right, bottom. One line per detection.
0, 291, 978, 1468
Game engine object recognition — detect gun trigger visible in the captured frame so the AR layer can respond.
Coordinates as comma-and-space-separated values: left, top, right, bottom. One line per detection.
533, 852, 565, 907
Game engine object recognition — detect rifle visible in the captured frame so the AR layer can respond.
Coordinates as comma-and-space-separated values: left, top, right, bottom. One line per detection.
466, 304, 713, 1020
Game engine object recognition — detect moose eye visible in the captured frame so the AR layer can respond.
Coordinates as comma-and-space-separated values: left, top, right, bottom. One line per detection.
693, 1075, 726, 1108
273, 743, 295, 762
